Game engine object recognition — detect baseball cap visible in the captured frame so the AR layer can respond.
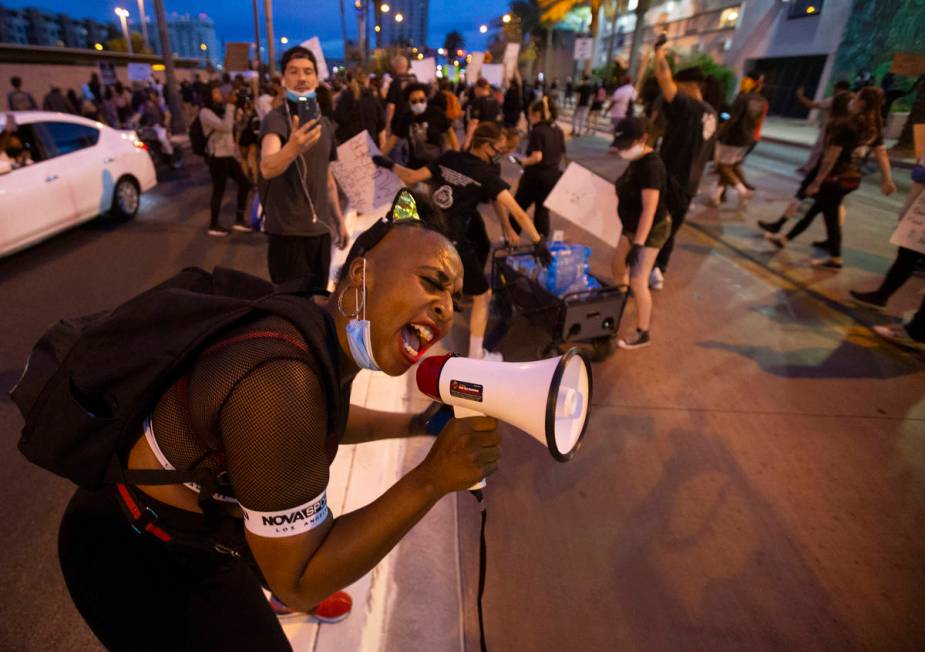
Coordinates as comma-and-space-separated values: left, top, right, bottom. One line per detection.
612, 116, 647, 150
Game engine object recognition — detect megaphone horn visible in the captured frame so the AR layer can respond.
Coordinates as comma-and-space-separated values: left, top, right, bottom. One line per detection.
416, 348, 593, 463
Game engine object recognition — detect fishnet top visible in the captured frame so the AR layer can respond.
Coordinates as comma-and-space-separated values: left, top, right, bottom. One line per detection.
150, 315, 337, 513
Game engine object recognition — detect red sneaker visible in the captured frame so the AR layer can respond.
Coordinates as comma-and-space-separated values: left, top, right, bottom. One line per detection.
268, 591, 353, 623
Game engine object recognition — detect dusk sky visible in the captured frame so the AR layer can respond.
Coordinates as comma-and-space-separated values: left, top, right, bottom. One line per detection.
2, 0, 513, 58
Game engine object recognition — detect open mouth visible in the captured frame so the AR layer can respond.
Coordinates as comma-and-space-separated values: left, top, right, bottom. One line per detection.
398, 321, 437, 364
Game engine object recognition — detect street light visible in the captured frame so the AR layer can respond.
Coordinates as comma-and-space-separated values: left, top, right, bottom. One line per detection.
479, 24, 488, 34
374, 25, 381, 32
200, 43, 207, 51
456, 49, 464, 57
453, 60, 459, 67
437, 47, 446, 55
395, 13, 403, 22
502, 14, 511, 24
94, 42, 104, 51
417, 53, 424, 60
380, 3, 390, 12
280, 36, 288, 44
114, 7, 132, 54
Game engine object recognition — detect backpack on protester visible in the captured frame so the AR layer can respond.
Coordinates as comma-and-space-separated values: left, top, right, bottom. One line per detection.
409, 121, 441, 164
9, 267, 343, 498
9, 90, 33, 111
188, 111, 209, 157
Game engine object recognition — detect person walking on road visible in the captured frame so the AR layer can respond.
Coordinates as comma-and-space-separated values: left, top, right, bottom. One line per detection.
571, 75, 594, 137
586, 84, 606, 135
764, 87, 896, 269
7, 76, 37, 111
464, 78, 501, 150
611, 116, 670, 350
511, 97, 566, 239
259, 46, 349, 285
796, 80, 851, 173
648, 42, 718, 290
199, 84, 253, 237
606, 75, 637, 149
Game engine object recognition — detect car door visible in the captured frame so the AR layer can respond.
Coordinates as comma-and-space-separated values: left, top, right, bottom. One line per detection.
38, 121, 111, 221
0, 124, 76, 257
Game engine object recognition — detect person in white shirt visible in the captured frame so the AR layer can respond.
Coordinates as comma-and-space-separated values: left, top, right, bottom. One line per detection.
256, 77, 282, 120
607, 76, 637, 129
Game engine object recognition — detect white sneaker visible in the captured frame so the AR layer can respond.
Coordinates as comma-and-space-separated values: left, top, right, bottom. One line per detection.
649, 267, 664, 290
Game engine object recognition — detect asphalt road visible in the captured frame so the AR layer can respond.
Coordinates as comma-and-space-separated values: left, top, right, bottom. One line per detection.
1, 137, 923, 651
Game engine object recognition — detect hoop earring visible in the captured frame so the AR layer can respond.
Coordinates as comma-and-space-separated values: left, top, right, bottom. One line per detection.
337, 286, 363, 319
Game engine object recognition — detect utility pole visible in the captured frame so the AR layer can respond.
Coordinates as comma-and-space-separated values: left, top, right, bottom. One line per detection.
152, 0, 185, 133
252, 0, 262, 79
137, 0, 150, 52
265, 0, 276, 76
339, 0, 349, 65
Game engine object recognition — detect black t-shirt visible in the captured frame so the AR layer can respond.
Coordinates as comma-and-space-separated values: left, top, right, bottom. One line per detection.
392, 104, 450, 168
385, 73, 415, 108
827, 118, 882, 176
427, 150, 509, 244
333, 88, 385, 144
720, 91, 767, 148
525, 122, 566, 175
238, 113, 261, 148
577, 83, 594, 107
615, 152, 668, 232
469, 95, 500, 123
658, 92, 718, 196
259, 105, 338, 237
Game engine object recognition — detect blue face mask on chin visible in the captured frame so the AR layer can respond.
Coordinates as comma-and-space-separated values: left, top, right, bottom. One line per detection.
339, 259, 382, 372
285, 88, 316, 103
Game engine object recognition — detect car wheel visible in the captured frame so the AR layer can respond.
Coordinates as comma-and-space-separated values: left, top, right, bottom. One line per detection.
111, 176, 140, 220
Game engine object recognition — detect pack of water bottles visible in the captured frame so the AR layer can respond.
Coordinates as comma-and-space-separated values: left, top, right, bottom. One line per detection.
506, 242, 602, 298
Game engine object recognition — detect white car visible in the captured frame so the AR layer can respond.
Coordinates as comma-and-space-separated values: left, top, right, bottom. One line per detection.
0, 111, 157, 257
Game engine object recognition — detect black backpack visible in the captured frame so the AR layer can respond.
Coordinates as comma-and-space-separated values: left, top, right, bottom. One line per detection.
10, 267, 342, 493
188, 111, 209, 157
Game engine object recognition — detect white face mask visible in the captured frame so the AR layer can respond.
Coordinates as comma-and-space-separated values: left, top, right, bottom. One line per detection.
619, 144, 646, 161
410, 101, 427, 115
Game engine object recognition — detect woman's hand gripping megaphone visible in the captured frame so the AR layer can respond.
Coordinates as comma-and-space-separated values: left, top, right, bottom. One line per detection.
416, 415, 500, 494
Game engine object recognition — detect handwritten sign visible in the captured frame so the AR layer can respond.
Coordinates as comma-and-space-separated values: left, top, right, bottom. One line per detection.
890, 187, 925, 255
410, 57, 437, 84
481, 64, 504, 88
467, 52, 484, 83
543, 162, 620, 247
331, 131, 404, 214
301, 37, 330, 81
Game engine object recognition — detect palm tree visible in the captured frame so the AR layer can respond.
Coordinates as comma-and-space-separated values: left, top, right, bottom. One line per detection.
444, 30, 464, 60
538, 0, 616, 74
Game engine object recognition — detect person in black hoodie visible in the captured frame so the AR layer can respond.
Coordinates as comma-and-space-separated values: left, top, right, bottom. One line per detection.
333, 71, 386, 147
511, 97, 565, 238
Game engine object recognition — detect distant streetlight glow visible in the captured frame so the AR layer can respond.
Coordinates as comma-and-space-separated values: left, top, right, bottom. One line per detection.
94, 42, 104, 51
280, 36, 288, 44
395, 12, 403, 22
200, 43, 207, 51
453, 60, 459, 67
502, 14, 511, 24
456, 49, 464, 57
374, 25, 381, 32
412, 47, 418, 53
354, 0, 362, 7
380, 3, 390, 12
479, 24, 488, 34
437, 47, 446, 55
114, 7, 129, 17
806, 5, 816, 13
417, 53, 424, 60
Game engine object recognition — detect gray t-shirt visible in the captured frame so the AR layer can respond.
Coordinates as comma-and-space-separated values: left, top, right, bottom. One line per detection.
259, 105, 337, 237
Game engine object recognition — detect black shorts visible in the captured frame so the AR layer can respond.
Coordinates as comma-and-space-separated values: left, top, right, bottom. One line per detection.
457, 244, 490, 296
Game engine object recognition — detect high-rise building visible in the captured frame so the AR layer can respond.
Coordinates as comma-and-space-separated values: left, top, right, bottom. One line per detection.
379, 0, 429, 48
149, 13, 219, 66
0, 5, 116, 50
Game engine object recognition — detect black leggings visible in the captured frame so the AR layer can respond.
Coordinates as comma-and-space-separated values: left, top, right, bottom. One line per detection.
58, 486, 290, 651
875, 246, 924, 300
513, 170, 561, 238
785, 182, 851, 257
207, 155, 252, 228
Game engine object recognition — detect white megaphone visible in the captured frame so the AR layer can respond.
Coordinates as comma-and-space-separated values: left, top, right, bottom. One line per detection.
416, 348, 593, 489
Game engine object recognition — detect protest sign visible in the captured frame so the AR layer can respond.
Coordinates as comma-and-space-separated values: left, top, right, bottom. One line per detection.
573, 38, 593, 61
331, 131, 404, 214
127, 63, 151, 82
410, 57, 437, 83
98, 62, 117, 85
467, 52, 484, 83
890, 187, 925, 255
543, 162, 620, 247
502, 42, 520, 83
224, 42, 251, 72
481, 64, 504, 88
301, 37, 330, 81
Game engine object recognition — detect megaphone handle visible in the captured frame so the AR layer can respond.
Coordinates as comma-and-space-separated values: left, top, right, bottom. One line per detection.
453, 405, 487, 491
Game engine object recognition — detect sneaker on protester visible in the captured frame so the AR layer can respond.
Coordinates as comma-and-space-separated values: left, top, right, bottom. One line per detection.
617, 329, 651, 350
849, 289, 887, 309
764, 232, 786, 249
207, 225, 230, 237
810, 257, 843, 270
872, 324, 925, 351
232, 222, 254, 233
649, 267, 664, 290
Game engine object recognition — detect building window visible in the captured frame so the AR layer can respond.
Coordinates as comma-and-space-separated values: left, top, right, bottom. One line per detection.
719, 7, 740, 29
788, 0, 823, 19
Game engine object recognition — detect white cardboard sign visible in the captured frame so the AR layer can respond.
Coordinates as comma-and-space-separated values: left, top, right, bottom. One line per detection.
503, 42, 521, 84
543, 162, 620, 247
410, 57, 437, 84
573, 37, 593, 61
467, 52, 484, 83
331, 131, 404, 214
127, 63, 152, 82
481, 63, 504, 88
890, 186, 925, 255
301, 37, 330, 81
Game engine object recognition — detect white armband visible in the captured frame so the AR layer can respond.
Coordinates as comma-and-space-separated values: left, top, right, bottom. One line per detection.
240, 490, 329, 538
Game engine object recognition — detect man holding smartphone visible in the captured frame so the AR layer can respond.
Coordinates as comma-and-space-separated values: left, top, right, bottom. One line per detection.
259, 46, 349, 286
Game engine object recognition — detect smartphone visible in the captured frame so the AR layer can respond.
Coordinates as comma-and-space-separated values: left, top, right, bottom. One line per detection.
654, 33, 668, 50
296, 96, 320, 127
508, 154, 523, 166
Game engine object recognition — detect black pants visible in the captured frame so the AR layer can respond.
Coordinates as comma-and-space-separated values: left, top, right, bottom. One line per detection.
655, 182, 693, 273
267, 232, 332, 286
207, 155, 252, 228
874, 247, 924, 300
906, 294, 925, 342
785, 183, 851, 258
512, 170, 561, 238
58, 486, 290, 652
